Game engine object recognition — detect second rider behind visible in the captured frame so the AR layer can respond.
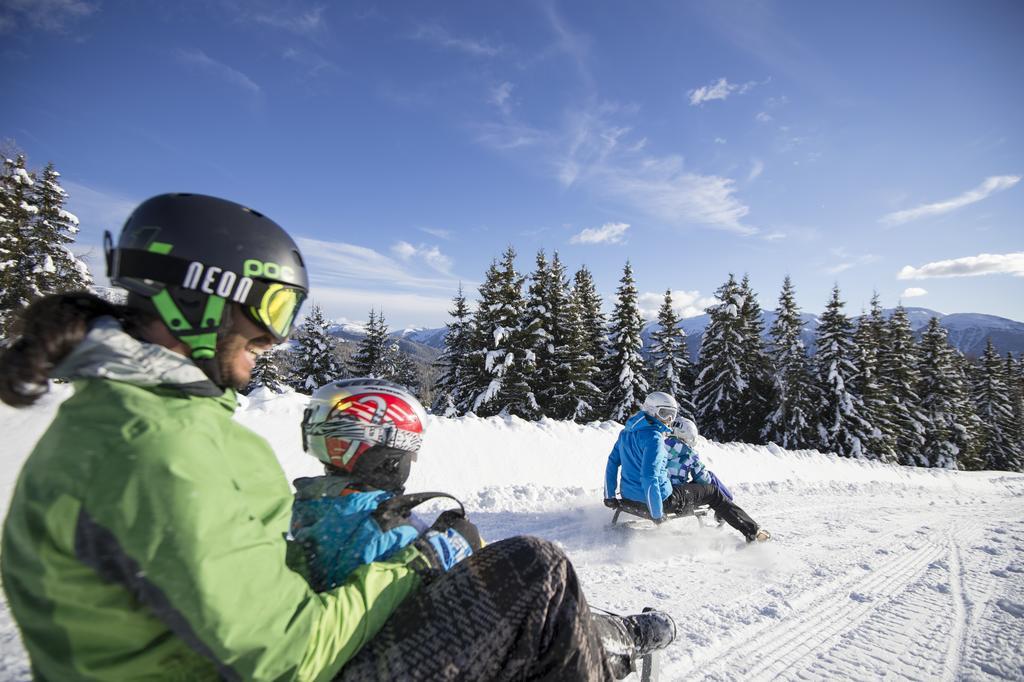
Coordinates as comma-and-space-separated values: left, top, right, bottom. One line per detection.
605, 392, 770, 543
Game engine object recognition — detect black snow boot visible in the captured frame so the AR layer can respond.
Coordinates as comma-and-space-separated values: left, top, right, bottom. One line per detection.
592, 609, 677, 679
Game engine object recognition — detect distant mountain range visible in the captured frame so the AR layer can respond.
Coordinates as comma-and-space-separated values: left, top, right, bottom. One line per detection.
364, 307, 1024, 362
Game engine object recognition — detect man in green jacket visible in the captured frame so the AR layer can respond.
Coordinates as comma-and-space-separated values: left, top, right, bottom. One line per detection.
1, 193, 672, 680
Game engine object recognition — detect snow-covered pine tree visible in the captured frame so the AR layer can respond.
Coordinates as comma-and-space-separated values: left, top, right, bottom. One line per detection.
813, 285, 874, 458
386, 340, 422, 397
694, 274, 748, 441
761, 276, 816, 449
550, 265, 605, 421
852, 293, 897, 462
349, 309, 391, 377
466, 247, 538, 418
973, 339, 1017, 471
288, 304, 343, 394
736, 275, 771, 442
31, 163, 91, 295
0, 155, 38, 337
879, 306, 926, 465
947, 349, 984, 470
605, 261, 649, 422
915, 317, 961, 469
648, 289, 695, 420
431, 284, 474, 417
522, 250, 556, 415
244, 347, 286, 394
1009, 353, 1024, 468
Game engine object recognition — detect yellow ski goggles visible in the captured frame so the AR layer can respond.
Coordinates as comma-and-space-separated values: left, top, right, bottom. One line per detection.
247, 282, 306, 342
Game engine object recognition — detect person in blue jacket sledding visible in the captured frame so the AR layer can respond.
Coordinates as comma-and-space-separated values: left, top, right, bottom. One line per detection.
604, 391, 770, 543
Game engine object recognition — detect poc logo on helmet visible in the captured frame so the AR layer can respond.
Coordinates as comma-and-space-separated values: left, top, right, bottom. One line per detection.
243, 258, 296, 282
182, 262, 253, 302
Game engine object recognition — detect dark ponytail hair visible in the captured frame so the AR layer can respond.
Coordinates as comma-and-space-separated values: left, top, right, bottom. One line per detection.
0, 292, 135, 407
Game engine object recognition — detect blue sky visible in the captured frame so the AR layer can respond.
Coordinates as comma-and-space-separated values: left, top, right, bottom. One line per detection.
3, 0, 1022, 329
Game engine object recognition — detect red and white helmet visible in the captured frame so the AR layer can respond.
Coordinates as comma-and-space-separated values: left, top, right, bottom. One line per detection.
301, 378, 427, 482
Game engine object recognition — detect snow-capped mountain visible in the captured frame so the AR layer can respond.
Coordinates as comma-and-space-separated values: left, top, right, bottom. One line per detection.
640, 307, 1024, 361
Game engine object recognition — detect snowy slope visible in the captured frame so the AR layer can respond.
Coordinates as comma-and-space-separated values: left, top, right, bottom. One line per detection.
2, 387, 1023, 680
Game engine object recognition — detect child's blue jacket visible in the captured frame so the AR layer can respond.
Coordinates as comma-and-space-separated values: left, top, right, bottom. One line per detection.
604, 412, 673, 519
289, 475, 426, 592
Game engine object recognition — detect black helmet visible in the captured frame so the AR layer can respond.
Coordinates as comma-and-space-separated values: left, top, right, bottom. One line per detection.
105, 193, 308, 374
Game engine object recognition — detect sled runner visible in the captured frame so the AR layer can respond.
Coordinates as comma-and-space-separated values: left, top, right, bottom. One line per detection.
609, 497, 721, 528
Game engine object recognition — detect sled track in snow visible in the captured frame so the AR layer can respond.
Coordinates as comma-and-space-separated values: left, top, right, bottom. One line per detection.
675, 515, 988, 681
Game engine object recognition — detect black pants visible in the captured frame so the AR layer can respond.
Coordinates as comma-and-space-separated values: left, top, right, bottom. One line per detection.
665, 483, 759, 539
339, 536, 615, 681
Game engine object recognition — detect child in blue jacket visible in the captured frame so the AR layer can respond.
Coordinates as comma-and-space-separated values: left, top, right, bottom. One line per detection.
287, 378, 481, 591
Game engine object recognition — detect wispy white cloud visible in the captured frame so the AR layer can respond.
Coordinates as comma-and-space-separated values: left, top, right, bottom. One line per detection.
880, 175, 1021, 226
755, 111, 773, 123
282, 47, 337, 78
175, 48, 261, 94
0, 0, 96, 34
901, 287, 928, 298
419, 227, 452, 240
389, 240, 453, 274
688, 77, 759, 106
412, 23, 501, 57
252, 5, 326, 35
539, 2, 593, 89
309, 286, 458, 329
638, 290, 717, 320
714, 137, 727, 145
825, 248, 879, 274
299, 237, 461, 293
570, 222, 629, 245
479, 103, 756, 235
748, 158, 764, 181
489, 81, 514, 114
897, 252, 1024, 279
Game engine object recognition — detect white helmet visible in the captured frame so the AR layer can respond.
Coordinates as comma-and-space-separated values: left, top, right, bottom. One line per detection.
671, 416, 699, 447
641, 391, 678, 425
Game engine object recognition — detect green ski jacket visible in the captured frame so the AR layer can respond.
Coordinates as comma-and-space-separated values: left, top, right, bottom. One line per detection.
1, 317, 424, 680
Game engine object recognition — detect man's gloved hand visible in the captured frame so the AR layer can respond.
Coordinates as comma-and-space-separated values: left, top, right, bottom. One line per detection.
413, 510, 484, 575
604, 498, 620, 509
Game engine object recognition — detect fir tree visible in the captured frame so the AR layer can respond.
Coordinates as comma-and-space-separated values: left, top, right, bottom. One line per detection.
605, 261, 649, 422
916, 317, 961, 469
973, 339, 1017, 471
31, 163, 91, 295
466, 247, 538, 418
694, 274, 748, 441
880, 306, 926, 465
245, 347, 286, 394
852, 293, 897, 462
648, 289, 695, 420
386, 340, 422, 397
432, 284, 474, 417
289, 304, 343, 394
552, 265, 605, 421
522, 250, 556, 414
0, 155, 37, 336
1009, 353, 1024, 466
736, 275, 771, 442
762, 276, 815, 449
948, 349, 984, 471
349, 309, 391, 377
813, 285, 874, 458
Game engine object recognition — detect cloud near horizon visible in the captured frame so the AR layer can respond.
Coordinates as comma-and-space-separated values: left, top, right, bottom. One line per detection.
880, 175, 1021, 226
901, 287, 928, 298
570, 222, 629, 245
638, 290, 717, 320
898, 252, 1024, 279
